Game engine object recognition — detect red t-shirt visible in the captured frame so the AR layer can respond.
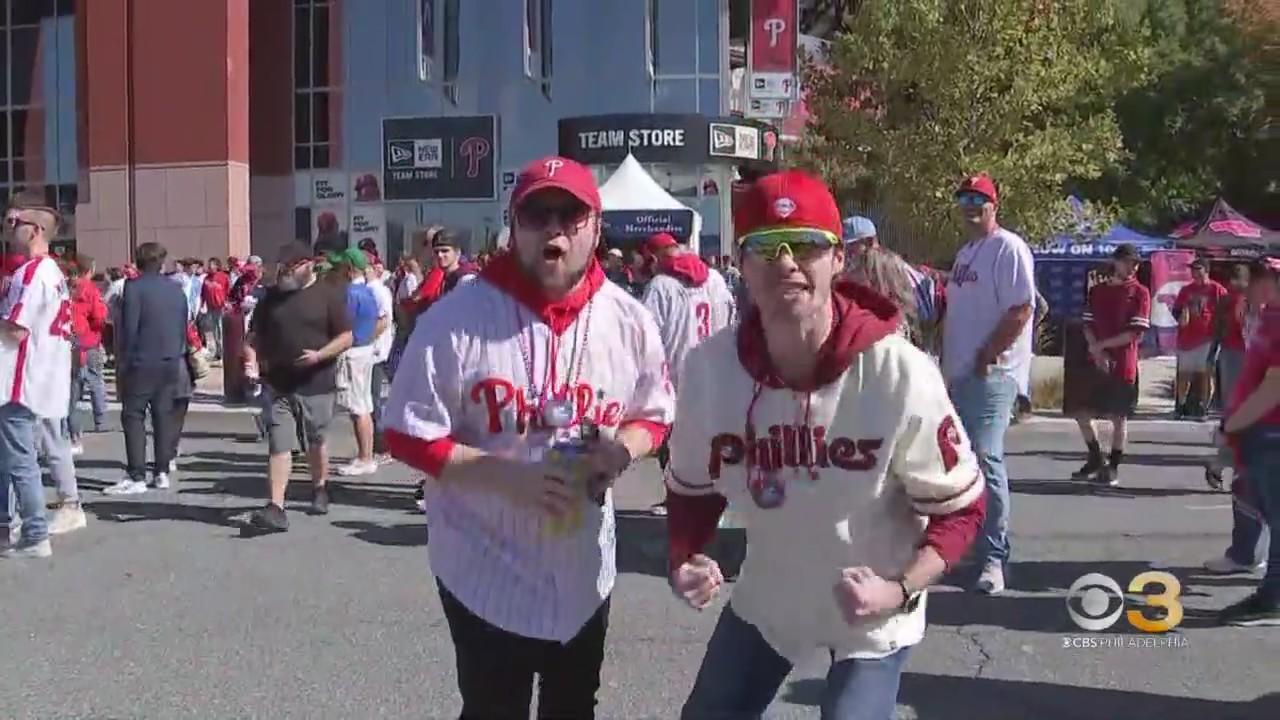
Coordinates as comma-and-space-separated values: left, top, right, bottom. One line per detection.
1227, 305, 1280, 426
1220, 288, 1248, 352
1173, 280, 1227, 351
1084, 278, 1151, 382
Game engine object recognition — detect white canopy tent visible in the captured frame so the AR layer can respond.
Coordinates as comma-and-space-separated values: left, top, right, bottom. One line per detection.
598, 154, 702, 254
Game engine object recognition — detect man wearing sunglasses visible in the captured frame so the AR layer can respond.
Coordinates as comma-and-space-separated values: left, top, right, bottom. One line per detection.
0, 200, 73, 558
942, 173, 1035, 596
383, 156, 673, 718
243, 242, 353, 531
665, 171, 985, 719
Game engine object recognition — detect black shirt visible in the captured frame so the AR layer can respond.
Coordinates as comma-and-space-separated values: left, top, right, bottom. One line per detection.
250, 281, 351, 395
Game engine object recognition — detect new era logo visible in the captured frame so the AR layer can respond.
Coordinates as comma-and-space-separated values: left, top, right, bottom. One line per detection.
388, 141, 414, 167
710, 127, 735, 151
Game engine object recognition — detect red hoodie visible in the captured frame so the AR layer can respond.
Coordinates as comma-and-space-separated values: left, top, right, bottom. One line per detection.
402, 261, 479, 318
666, 279, 986, 570
71, 276, 108, 360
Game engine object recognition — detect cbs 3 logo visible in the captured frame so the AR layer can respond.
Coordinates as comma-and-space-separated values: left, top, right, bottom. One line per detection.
1066, 572, 1183, 633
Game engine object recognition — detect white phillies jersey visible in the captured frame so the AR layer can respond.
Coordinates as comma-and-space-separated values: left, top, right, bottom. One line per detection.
385, 276, 674, 642
641, 268, 735, 390
0, 256, 73, 418
667, 331, 981, 662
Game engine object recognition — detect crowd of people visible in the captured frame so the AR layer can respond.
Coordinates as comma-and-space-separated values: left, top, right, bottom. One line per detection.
0, 154, 1276, 718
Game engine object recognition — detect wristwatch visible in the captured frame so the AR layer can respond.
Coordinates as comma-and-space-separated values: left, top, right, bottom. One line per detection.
896, 579, 924, 613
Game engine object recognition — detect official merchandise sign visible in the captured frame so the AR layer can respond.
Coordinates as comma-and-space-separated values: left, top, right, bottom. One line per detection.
602, 209, 695, 241
382, 115, 497, 201
749, 0, 797, 100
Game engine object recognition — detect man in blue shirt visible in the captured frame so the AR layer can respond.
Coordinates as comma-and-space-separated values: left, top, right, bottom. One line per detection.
328, 249, 384, 476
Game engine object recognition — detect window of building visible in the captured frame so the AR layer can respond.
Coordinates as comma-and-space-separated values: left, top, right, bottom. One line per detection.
442, 0, 460, 104
524, 0, 552, 98
649, 0, 722, 114
293, 0, 335, 170
0, 0, 76, 242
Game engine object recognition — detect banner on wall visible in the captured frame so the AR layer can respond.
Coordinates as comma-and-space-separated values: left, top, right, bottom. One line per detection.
749, 0, 798, 100
382, 115, 498, 201
1149, 250, 1195, 356
348, 170, 387, 258
499, 168, 519, 227
311, 171, 349, 247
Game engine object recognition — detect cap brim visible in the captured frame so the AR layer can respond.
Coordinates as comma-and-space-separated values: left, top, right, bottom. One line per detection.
513, 179, 600, 212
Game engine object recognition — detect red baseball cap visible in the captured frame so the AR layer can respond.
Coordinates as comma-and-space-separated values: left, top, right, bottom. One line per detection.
733, 170, 842, 239
955, 173, 999, 203
509, 156, 602, 215
645, 232, 679, 253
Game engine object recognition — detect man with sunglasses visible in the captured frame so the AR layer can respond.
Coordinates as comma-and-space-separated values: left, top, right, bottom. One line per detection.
0, 200, 73, 558
243, 241, 353, 531
942, 173, 1035, 596
665, 171, 985, 719
383, 156, 673, 718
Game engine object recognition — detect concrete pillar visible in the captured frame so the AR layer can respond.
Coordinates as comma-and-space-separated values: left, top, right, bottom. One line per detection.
75, 0, 250, 268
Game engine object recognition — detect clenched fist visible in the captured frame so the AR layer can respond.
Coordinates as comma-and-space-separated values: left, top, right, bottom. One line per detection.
670, 554, 724, 610
833, 566, 904, 624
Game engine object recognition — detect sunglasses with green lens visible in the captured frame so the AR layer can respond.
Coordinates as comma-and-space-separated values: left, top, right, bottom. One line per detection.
737, 228, 840, 260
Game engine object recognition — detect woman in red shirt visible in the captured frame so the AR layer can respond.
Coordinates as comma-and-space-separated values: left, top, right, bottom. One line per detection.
1217, 258, 1280, 626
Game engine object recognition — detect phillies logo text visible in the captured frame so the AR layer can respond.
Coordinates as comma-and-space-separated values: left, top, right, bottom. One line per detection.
709, 426, 883, 479
471, 378, 624, 434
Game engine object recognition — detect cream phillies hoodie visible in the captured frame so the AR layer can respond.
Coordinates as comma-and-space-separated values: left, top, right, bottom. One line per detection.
666, 280, 985, 662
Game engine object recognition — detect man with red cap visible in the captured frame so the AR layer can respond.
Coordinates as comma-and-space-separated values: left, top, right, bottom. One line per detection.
382, 156, 673, 717
942, 172, 1034, 596
665, 171, 985, 718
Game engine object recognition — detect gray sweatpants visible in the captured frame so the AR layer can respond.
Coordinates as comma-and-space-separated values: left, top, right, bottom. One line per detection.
37, 417, 79, 503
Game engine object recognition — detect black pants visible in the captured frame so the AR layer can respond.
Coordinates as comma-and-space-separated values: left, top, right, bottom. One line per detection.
438, 581, 610, 720
168, 398, 190, 461
121, 364, 179, 482
371, 361, 387, 454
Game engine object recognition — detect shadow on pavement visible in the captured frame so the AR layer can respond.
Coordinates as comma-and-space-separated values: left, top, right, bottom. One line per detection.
84, 499, 257, 528
782, 675, 1276, 719
332, 520, 429, 546
1007, 451, 1208, 468
615, 511, 745, 579
1010, 477, 1221, 498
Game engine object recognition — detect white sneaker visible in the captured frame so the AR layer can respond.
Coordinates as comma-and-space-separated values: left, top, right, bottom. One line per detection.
416, 498, 427, 514
103, 479, 148, 495
1204, 555, 1266, 574
974, 562, 1006, 595
70, 443, 85, 456
3, 538, 53, 559
337, 460, 378, 477
48, 505, 88, 535
151, 473, 171, 490
168, 460, 177, 473
1, 522, 19, 550
374, 453, 394, 466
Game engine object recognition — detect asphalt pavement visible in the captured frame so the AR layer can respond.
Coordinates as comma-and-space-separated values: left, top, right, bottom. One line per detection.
1, 410, 1277, 720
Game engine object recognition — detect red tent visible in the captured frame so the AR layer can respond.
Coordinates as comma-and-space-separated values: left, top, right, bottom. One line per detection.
1174, 198, 1280, 251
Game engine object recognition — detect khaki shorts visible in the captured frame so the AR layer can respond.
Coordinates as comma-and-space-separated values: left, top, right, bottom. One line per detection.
267, 392, 335, 455
336, 348, 376, 416
1176, 343, 1213, 374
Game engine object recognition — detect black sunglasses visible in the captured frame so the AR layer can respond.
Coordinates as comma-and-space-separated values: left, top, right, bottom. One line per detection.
516, 198, 591, 230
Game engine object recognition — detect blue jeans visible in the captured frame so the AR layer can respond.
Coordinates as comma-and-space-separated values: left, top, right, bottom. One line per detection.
682, 607, 909, 720
1226, 471, 1269, 567
0, 403, 49, 543
68, 348, 108, 439
1240, 426, 1280, 604
950, 370, 1018, 565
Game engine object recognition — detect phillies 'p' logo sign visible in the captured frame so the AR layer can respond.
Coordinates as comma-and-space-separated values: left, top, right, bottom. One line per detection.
459, 136, 491, 178
544, 158, 565, 177
937, 415, 961, 472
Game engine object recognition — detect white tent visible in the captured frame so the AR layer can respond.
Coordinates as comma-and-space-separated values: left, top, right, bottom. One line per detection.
598, 154, 702, 253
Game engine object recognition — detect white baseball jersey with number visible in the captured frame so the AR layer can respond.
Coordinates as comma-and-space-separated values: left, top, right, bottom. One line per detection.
0, 256, 73, 418
642, 268, 735, 390
384, 275, 674, 642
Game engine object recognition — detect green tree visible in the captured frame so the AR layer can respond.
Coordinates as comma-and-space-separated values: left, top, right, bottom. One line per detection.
1083, 0, 1275, 230
794, 0, 1148, 262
